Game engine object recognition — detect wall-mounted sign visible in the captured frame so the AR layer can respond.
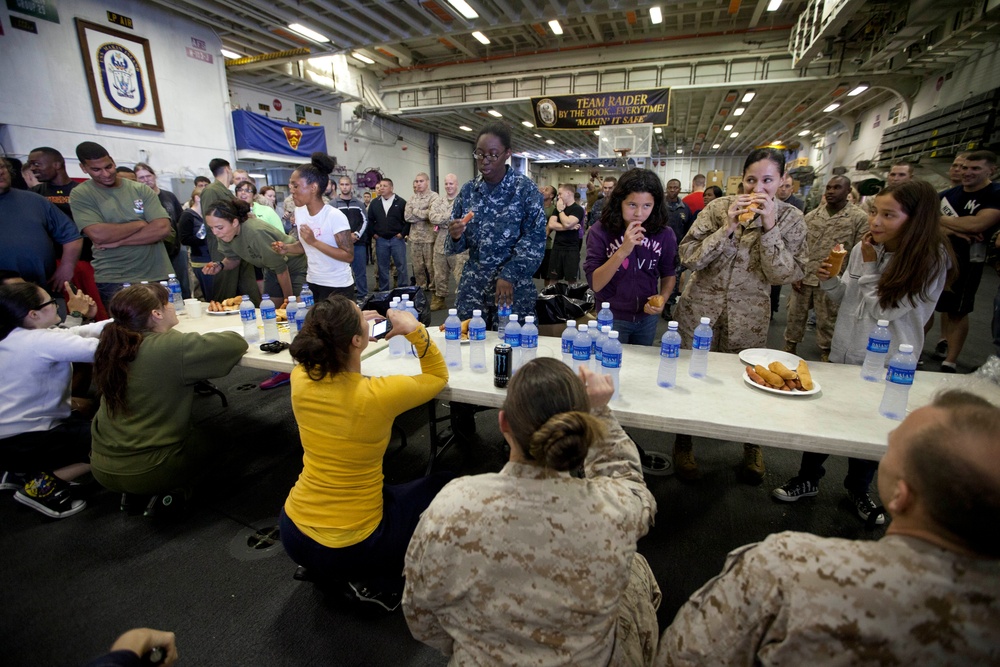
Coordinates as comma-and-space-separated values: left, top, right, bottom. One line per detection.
191, 37, 206, 50
273, 99, 282, 111
76, 19, 163, 132
531, 88, 670, 129
295, 104, 306, 122
258, 103, 270, 112
107, 11, 133, 29
7, 0, 59, 24
185, 47, 213, 64
10, 16, 38, 33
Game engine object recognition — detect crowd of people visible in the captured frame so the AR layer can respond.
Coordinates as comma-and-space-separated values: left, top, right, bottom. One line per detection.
3, 122, 1000, 664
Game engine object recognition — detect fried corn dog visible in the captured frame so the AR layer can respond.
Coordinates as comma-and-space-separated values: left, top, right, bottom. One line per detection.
768, 361, 797, 380
754, 364, 786, 388
797, 360, 814, 391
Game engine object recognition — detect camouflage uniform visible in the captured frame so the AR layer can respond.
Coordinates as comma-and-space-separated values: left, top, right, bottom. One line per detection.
657, 531, 1000, 666
403, 406, 661, 666
674, 196, 807, 351
446, 169, 546, 325
784, 203, 869, 354
405, 190, 440, 294
429, 193, 469, 300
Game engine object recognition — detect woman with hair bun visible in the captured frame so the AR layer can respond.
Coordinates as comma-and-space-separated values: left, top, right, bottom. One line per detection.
89, 284, 246, 502
202, 198, 307, 302
270, 153, 356, 301
404, 358, 660, 665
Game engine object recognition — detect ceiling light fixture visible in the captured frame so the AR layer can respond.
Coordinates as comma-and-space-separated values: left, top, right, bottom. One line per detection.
548, 20, 563, 35
546, 139, 555, 144
730, 131, 739, 137
766, 0, 782, 10
733, 107, 746, 116
598, 164, 605, 168
712, 143, 721, 149
823, 102, 841, 112
472, 31, 490, 45
352, 52, 375, 64
654, 127, 662, 134
578, 153, 586, 158
534, 133, 542, 138
488, 109, 503, 118
459, 125, 473, 131
723, 124, 734, 131
446, 0, 479, 19
676, 148, 683, 154
288, 23, 329, 43
741, 90, 756, 103
798, 129, 811, 136
593, 130, 600, 136
848, 82, 870, 96
522, 120, 533, 128
220, 48, 244, 60
566, 149, 575, 154
649, 6, 663, 24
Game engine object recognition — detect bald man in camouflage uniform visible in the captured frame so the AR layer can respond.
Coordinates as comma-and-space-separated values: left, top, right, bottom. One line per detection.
784, 176, 869, 361
657, 389, 1000, 666
404, 173, 440, 306
429, 173, 468, 311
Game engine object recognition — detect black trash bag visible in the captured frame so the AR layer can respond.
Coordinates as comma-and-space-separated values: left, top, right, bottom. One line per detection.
535, 294, 589, 326
540, 282, 595, 310
361, 286, 431, 325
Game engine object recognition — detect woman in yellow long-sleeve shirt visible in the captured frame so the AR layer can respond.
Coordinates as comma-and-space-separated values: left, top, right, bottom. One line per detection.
280, 295, 451, 612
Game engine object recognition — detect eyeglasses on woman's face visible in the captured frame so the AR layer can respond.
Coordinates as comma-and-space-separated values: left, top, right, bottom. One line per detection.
473, 150, 505, 163
35, 298, 58, 311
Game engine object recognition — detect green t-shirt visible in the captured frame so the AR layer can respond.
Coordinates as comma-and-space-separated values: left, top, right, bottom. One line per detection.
69, 179, 173, 282
218, 216, 308, 278
90, 328, 248, 477
253, 202, 285, 233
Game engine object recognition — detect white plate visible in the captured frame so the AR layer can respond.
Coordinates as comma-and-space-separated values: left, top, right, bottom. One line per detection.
743, 372, 820, 396
739, 348, 802, 368
207, 309, 240, 316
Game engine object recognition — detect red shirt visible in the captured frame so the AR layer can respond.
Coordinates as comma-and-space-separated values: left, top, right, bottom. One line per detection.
683, 191, 705, 215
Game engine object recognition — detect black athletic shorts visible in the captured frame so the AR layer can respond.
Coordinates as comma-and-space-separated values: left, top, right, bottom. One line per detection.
936, 237, 983, 316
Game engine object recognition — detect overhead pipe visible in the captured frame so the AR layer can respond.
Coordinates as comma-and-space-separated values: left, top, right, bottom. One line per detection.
225, 48, 313, 71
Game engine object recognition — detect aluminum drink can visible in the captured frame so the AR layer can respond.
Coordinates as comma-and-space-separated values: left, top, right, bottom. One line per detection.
494, 343, 512, 388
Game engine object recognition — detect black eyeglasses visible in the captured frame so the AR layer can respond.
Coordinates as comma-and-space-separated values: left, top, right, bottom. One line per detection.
473, 151, 504, 163
35, 298, 58, 310
236, 187, 254, 193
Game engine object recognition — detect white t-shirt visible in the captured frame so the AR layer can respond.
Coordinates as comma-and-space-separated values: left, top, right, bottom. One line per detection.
295, 204, 353, 288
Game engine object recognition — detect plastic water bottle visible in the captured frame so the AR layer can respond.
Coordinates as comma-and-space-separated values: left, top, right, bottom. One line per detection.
295, 300, 306, 334
401, 298, 420, 356
597, 301, 614, 332
561, 320, 577, 367
260, 293, 279, 342
444, 308, 463, 370
573, 324, 592, 374
469, 309, 487, 372
505, 314, 522, 374
286, 297, 299, 342
689, 316, 713, 379
861, 319, 891, 382
240, 295, 258, 343
167, 273, 184, 313
587, 325, 601, 371
497, 301, 512, 340
657, 320, 682, 388
879, 344, 917, 420
520, 315, 538, 367
299, 284, 314, 308
602, 331, 623, 401
388, 299, 407, 358
596, 325, 611, 367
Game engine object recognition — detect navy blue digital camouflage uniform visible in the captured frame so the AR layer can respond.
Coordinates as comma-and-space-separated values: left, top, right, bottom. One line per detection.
447, 167, 546, 327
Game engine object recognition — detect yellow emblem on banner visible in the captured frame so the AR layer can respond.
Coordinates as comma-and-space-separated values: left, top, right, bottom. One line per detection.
283, 127, 303, 150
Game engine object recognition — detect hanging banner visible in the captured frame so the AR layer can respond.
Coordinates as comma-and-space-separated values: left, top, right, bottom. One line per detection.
232, 110, 327, 158
531, 88, 670, 129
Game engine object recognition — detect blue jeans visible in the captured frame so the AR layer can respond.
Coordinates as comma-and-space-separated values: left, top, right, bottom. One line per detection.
351, 242, 369, 300
96, 282, 130, 306
613, 315, 658, 346
375, 236, 408, 292
798, 452, 877, 493
170, 250, 191, 299
279, 472, 454, 591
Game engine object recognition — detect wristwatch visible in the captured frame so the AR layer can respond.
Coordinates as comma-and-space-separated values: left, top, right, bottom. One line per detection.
70, 310, 83, 319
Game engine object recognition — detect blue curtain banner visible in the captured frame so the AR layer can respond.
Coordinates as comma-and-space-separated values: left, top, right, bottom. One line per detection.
232, 109, 327, 158
531, 88, 670, 129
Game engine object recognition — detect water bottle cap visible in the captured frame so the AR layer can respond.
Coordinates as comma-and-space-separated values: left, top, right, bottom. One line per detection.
168, 273, 176, 278
668, 320, 679, 329
877, 319, 889, 327
473, 309, 482, 316
448, 308, 457, 315
566, 320, 576, 327
899, 344, 914, 353
578, 324, 588, 332
288, 296, 296, 302
609, 331, 619, 338
302, 284, 309, 289
601, 325, 610, 332
262, 294, 270, 299
602, 302, 610, 309
525, 316, 534, 323
700, 317, 711, 324
242, 294, 250, 300
509, 314, 518, 322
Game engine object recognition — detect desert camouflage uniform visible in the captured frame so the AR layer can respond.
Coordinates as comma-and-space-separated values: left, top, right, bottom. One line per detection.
446, 168, 546, 326
405, 190, 440, 294
674, 196, 807, 351
429, 193, 469, 300
657, 531, 1000, 666
784, 203, 869, 353
403, 406, 661, 666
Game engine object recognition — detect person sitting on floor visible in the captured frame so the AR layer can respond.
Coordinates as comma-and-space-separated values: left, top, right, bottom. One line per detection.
89, 285, 246, 508
657, 389, 1000, 666
280, 295, 452, 612
403, 359, 661, 665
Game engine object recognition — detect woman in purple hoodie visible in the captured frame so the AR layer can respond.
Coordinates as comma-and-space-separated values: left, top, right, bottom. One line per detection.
584, 169, 677, 345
